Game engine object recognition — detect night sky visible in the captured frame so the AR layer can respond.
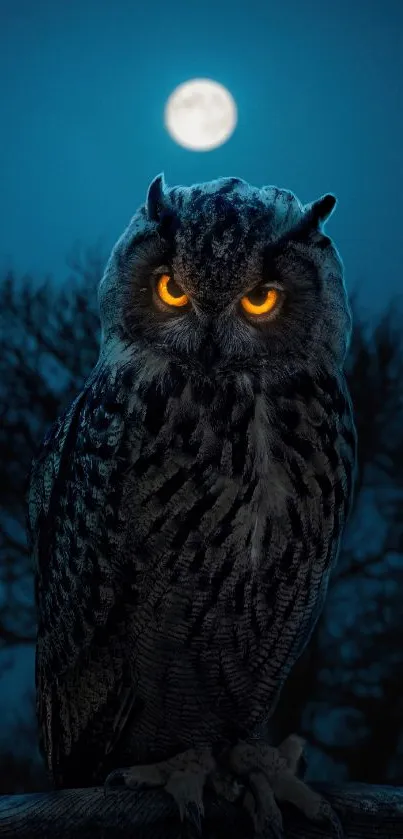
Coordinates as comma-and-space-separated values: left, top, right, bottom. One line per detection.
1, 0, 402, 310
0, 0, 403, 789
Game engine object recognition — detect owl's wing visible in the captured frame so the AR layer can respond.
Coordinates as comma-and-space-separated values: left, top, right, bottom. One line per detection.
28, 372, 139, 786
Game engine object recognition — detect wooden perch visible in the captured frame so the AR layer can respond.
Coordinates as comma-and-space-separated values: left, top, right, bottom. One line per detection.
0, 782, 403, 838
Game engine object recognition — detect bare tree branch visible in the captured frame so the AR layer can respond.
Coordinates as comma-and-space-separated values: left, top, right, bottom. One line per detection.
1, 782, 403, 839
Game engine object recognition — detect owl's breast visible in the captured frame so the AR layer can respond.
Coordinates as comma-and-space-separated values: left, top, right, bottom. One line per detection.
118, 371, 355, 736
123, 451, 337, 732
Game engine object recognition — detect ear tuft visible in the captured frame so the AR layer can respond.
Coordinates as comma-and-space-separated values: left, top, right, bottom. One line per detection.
305, 193, 337, 228
146, 173, 166, 222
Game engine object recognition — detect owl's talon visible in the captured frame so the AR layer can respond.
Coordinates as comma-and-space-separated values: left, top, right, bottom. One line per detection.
165, 767, 205, 825
245, 771, 284, 837
103, 747, 214, 832
223, 735, 345, 838
317, 797, 346, 839
181, 800, 204, 836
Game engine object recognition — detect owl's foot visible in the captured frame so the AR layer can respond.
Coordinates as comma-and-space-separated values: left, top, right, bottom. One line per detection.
104, 746, 217, 836
219, 734, 345, 838
104, 735, 344, 838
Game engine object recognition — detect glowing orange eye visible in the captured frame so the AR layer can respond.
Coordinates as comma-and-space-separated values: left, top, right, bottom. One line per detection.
240, 287, 279, 316
156, 273, 189, 308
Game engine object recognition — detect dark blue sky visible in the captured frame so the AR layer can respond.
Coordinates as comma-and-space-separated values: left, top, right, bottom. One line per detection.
1, 0, 402, 309
0, 0, 402, 782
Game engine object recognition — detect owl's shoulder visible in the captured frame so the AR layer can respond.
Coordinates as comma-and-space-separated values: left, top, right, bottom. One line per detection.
27, 365, 137, 567
27, 388, 88, 550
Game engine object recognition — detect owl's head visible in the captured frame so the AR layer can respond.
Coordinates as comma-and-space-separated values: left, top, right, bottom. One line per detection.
98, 174, 351, 385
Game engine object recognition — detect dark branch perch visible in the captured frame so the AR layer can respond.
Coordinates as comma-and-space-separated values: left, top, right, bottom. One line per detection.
0, 783, 403, 838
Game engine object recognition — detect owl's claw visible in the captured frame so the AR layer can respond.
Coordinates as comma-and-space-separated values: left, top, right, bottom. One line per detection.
104, 735, 344, 838
224, 734, 345, 838
103, 747, 216, 835
242, 771, 284, 838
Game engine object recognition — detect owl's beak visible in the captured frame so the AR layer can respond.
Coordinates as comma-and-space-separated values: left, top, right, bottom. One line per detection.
197, 331, 220, 368
192, 303, 227, 370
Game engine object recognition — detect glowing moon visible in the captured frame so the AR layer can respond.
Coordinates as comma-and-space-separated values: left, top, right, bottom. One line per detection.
164, 78, 237, 151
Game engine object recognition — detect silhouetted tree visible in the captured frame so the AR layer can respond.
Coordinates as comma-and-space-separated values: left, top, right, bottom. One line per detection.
1, 252, 403, 791
0, 691, 49, 794
0, 246, 103, 657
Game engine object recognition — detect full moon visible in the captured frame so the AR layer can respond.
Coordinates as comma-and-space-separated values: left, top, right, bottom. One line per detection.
164, 79, 237, 151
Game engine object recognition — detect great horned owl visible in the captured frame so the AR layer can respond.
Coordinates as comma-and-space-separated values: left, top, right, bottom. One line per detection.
28, 174, 356, 836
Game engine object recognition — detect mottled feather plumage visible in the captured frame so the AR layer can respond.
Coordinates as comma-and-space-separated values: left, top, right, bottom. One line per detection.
28, 174, 356, 793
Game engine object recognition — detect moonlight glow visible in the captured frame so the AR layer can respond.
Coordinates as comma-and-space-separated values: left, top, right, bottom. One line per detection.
164, 79, 237, 151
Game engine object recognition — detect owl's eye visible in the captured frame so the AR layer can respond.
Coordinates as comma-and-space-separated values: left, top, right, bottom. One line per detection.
156, 273, 189, 308
240, 286, 280, 317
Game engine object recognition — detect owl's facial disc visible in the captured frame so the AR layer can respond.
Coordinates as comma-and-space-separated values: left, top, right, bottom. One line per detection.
98, 175, 350, 379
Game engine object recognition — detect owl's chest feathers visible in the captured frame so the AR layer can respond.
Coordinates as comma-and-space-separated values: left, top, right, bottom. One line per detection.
125, 393, 337, 659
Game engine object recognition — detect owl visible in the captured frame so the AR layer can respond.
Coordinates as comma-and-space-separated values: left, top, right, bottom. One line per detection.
28, 174, 356, 837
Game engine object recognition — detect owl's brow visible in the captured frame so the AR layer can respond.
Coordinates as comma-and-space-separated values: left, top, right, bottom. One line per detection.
125, 232, 173, 267
124, 232, 155, 260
